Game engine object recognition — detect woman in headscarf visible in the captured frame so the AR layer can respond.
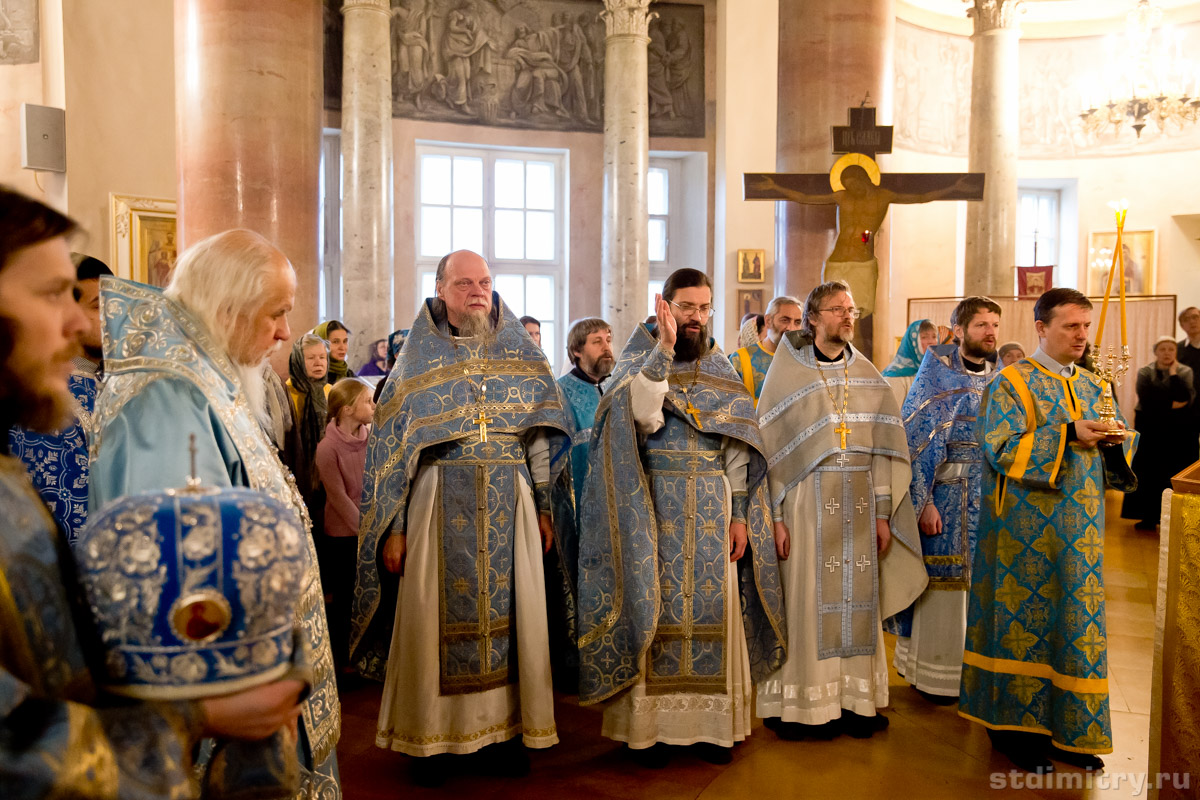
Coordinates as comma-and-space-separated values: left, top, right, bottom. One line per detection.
285, 334, 333, 526
1121, 336, 1197, 530
313, 319, 355, 381
882, 318, 938, 406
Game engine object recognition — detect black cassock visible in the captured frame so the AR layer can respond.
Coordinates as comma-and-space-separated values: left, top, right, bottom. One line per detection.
1121, 362, 1198, 524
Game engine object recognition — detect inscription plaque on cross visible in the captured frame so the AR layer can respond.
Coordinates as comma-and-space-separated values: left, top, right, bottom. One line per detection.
744, 101, 985, 353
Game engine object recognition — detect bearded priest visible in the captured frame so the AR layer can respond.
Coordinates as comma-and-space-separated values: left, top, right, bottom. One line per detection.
350, 250, 572, 787
577, 268, 786, 768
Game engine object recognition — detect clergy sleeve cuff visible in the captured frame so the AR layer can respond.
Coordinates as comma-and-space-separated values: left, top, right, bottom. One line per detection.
874, 495, 892, 519
730, 491, 749, 524
533, 482, 553, 515
1065, 422, 1078, 443
641, 343, 674, 382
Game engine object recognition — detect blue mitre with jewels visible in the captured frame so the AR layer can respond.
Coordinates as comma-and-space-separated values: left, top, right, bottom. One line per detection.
76, 479, 310, 699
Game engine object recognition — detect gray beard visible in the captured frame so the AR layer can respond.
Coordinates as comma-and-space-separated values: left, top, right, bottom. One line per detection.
456, 309, 493, 338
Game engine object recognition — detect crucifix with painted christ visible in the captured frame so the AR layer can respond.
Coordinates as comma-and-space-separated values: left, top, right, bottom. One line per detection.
744, 102, 984, 324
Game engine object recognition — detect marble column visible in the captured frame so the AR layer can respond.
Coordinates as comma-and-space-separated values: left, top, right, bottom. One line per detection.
340, 0, 394, 365
174, 0, 323, 343
964, 0, 1021, 297
601, 0, 653, 347
774, 0, 894, 356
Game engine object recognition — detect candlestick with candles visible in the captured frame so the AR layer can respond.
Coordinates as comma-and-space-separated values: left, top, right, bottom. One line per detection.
1093, 200, 1133, 438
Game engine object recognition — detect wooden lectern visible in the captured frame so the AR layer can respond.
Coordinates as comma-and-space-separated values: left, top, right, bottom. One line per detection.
1148, 460, 1200, 799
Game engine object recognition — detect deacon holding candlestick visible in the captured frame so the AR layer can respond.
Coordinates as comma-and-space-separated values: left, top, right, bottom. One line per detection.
960, 283, 1138, 773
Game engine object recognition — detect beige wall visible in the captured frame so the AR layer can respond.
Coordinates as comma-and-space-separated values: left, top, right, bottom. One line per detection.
62, 0, 176, 267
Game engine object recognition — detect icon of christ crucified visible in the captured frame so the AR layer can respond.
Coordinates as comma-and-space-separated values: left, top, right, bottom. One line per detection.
743, 104, 985, 323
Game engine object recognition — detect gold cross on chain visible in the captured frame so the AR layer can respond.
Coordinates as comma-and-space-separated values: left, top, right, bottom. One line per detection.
472, 410, 494, 443
681, 390, 703, 430
834, 420, 851, 450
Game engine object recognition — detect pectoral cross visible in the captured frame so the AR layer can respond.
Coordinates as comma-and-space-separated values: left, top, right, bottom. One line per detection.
472, 409, 493, 443
682, 392, 703, 429
834, 421, 851, 450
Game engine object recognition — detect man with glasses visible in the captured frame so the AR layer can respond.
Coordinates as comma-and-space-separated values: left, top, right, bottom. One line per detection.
754, 279, 926, 741
577, 268, 785, 768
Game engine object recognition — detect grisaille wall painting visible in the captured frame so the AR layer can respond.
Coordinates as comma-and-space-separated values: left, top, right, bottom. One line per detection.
894, 20, 1200, 159
0, 0, 39, 65
325, 0, 706, 138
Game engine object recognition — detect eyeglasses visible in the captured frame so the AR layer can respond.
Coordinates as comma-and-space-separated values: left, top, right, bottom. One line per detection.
819, 306, 862, 319
669, 300, 715, 320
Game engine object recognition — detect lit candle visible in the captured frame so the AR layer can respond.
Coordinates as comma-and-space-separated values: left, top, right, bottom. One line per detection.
1114, 199, 1129, 347
1096, 242, 1118, 352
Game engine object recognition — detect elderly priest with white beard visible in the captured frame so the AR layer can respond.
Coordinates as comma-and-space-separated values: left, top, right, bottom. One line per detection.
350, 249, 573, 788
90, 229, 341, 799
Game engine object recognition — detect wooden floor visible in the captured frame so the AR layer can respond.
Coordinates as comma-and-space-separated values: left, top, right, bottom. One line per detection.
336, 493, 1162, 799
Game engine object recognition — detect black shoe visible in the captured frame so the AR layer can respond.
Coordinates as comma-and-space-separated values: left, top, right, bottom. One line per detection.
1051, 750, 1105, 771
988, 730, 1055, 774
841, 712, 889, 739
411, 754, 453, 787
485, 739, 530, 778
693, 743, 732, 765
915, 688, 959, 706
628, 743, 669, 769
763, 716, 782, 732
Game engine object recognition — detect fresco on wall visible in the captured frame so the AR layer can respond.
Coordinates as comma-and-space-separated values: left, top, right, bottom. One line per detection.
895, 20, 1200, 159
0, 0, 39, 65
325, 0, 705, 138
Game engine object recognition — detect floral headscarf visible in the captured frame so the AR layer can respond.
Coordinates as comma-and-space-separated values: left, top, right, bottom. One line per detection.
882, 319, 930, 377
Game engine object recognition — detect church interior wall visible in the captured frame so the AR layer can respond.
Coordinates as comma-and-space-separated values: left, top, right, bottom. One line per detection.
61, 0, 177, 266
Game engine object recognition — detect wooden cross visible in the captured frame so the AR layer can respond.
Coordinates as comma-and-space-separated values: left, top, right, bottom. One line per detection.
743, 101, 984, 353
472, 409, 493, 443
855, 554, 872, 573
834, 421, 852, 450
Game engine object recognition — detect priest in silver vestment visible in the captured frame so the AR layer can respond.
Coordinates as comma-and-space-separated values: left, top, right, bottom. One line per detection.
755, 280, 926, 740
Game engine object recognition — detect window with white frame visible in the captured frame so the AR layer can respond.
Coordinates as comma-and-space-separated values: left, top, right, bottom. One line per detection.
646, 158, 682, 316
415, 143, 568, 372
1016, 189, 1059, 271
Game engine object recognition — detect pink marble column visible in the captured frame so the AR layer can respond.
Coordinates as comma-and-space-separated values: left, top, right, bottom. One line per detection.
774, 0, 895, 301
174, 0, 323, 338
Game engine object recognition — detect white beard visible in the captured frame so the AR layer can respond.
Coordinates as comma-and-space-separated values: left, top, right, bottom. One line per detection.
235, 359, 270, 431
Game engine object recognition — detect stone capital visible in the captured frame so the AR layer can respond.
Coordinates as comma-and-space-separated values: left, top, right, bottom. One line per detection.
341, 0, 390, 16
601, 0, 656, 38
965, 0, 1023, 33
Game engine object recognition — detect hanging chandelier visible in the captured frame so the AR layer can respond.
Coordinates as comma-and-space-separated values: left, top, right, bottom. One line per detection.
1078, 0, 1200, 138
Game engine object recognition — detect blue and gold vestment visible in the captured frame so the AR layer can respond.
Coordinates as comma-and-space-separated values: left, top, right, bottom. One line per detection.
577, 324, 785, 705
89, 279, 340, 797
729, 340, 773, 405
886, 345, 992, 637
0, 455, 204, 798
350, 295, 572, 694
960, 359, 1137, 754
9, 362, 98, 543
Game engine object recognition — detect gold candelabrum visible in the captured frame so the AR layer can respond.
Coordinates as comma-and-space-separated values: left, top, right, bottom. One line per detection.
1094, 201, 1133, 439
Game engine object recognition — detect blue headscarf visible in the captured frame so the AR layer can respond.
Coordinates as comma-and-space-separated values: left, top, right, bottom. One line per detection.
882, 319, 930, 377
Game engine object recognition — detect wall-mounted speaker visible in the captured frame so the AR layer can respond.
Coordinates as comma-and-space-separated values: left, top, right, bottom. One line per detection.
20, 103, 66, 173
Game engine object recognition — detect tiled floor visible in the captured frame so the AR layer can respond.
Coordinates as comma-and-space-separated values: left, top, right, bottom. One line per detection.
336, 493, 1161, 799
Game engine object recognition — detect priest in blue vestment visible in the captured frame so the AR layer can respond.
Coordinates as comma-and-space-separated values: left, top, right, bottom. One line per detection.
8, 255, 110, 542
961, 288, 1137, 773
350, 250, 572, 787
886, 296, 1001, 702
89, 230, 341, 798
577, 269, 786, 767
0, 189, 305, 798
728, 294, 803, 406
